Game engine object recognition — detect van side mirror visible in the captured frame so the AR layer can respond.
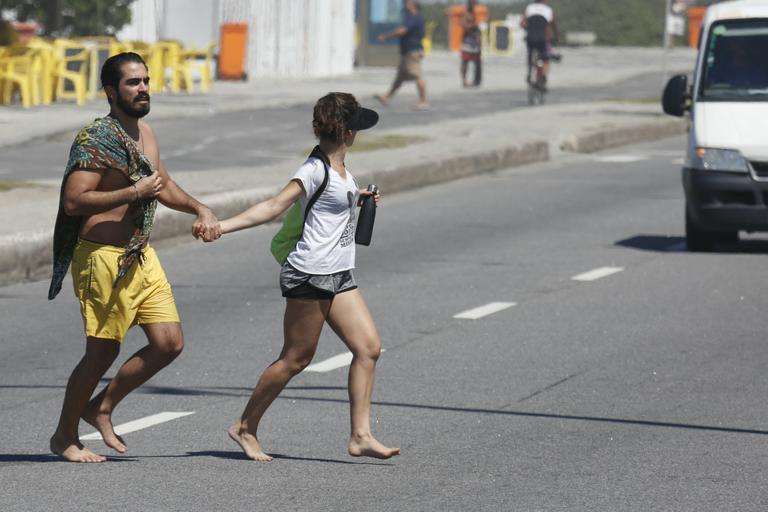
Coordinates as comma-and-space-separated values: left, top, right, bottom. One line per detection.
662, 74, 689, 117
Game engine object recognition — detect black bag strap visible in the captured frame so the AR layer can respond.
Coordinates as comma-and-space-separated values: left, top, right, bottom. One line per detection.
303, 145, 331, 222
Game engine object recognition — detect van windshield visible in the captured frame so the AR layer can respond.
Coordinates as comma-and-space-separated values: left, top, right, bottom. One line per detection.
699, 19, 768, 101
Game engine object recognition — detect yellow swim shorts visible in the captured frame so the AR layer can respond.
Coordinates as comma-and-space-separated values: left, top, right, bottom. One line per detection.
71, 239, 180, 342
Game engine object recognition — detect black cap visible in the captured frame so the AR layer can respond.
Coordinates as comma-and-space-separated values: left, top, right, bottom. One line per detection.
346, 107, 379, 131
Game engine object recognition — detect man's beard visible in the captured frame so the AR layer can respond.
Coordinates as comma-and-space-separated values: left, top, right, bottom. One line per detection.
116, 91, 150, 118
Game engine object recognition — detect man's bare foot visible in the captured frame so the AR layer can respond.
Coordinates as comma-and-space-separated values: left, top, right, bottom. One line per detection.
228, 423, 272, 461
348, 433, 400, 460
50, 434, 106, 463
413, 102, 430, 111
82, 403, 127, 453
374, 94, 389, 106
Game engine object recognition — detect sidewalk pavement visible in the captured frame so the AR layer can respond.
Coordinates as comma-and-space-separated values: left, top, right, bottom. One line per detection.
0, 47, 696, 286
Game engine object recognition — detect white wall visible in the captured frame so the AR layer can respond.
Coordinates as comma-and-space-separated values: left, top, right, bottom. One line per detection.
117, 0, 161, 43
162, 0, 220, 49
118, 0, 355, 78
241, 0, 355, 78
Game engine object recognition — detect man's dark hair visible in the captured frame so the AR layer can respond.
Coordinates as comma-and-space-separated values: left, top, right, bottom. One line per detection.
100, 52, 147, 91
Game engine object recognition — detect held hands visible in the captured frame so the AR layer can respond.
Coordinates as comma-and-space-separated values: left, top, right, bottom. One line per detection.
358, 187, 381, 207
192, 207, 222, 242
134, 171, 164, 199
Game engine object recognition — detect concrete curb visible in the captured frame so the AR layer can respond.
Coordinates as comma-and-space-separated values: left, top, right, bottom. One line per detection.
0, 118, 682, 288
560, 118, 688, 153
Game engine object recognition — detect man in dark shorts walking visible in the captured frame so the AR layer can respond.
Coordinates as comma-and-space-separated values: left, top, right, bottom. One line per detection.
376, 0, 429, 110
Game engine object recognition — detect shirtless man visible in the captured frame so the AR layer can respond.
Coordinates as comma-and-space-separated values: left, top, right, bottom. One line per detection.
48, 52, 221, 462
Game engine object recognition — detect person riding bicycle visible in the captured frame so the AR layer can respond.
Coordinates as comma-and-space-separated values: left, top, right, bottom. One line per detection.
520, 0, 557, 87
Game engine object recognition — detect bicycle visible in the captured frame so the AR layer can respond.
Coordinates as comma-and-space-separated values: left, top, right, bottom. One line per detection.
527, 47, 546, 106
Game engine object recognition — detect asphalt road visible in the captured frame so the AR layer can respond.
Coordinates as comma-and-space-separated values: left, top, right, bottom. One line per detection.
2, 136, 768, 511
0, 72, 664, 182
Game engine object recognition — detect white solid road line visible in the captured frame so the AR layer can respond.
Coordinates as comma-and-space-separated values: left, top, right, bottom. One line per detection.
571, 266, 625, 282
304, 349, 387, 373
453, 302, 517, 320
593, 155, 646, 163
80, 411, 195, 441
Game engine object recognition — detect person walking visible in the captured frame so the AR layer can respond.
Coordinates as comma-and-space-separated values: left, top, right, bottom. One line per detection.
48, 52, 221, 463
215, 92, 400, 461
460, 0, 482, 88
375, 0, 429, 110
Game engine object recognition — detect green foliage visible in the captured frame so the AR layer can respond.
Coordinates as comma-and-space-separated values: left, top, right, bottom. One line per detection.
0, 0, 134, 37
0, 19, 18, 45
544, 0, 667, 46
421, 0, 712, 47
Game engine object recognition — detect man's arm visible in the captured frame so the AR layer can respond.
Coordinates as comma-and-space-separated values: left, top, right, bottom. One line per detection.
63, 168, 162, 216
378, 25, 407, 42
155, 159, 221, 241
550, 17, 558, 45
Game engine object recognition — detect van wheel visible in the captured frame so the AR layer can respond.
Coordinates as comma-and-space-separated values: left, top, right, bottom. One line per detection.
685, 208, 737, 251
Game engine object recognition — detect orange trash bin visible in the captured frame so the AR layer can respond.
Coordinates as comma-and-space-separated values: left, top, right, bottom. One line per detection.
446, 4, 489, 52
688, 6, 707, 49
218, 22, 248, 80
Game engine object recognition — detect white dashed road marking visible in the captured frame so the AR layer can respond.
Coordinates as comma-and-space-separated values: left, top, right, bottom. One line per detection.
453, 302, 517, 320
304, 349, 387, 373
593, 155, 646, 163
80, 411, 195, 440
571, 266, 624, 282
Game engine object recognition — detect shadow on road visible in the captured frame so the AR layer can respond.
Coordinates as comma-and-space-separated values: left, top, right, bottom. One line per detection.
0, 454, 62, 463
616, 234, 768, 254
615, 235, 686, 252
184, 450, 390, 466
278, 395, 768, 438
0, 453, 136, 463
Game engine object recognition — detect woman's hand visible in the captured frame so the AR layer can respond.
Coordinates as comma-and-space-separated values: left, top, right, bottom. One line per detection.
358, 187, 381, 207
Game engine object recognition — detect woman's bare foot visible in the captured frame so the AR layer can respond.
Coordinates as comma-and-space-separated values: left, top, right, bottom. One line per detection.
348, 433, 400, 460
228, 423, 272, 461
50, 433, 106, 463
374, 94, 390, 106
82, 402, 127, 454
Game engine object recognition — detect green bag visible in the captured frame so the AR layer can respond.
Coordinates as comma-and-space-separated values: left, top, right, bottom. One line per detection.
270, 147, 330, 264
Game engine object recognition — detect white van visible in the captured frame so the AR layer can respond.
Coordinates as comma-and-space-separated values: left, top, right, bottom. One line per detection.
663, 0, 768, 250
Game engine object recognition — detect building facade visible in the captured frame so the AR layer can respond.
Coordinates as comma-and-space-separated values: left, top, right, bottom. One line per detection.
118, 0, 355, 78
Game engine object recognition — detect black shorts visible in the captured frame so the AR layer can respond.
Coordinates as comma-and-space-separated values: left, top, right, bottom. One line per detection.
526, 40, 550, 66
280, 262, 357, 300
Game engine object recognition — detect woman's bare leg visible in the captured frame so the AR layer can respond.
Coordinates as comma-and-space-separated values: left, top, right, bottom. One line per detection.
229, 298, 329, 461
326, 289, 400, 459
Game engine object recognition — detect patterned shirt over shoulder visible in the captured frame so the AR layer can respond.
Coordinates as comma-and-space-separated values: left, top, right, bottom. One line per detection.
48, 116, 157, 300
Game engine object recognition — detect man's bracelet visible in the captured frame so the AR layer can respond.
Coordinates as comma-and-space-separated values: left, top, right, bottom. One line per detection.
132, 183, 139, 202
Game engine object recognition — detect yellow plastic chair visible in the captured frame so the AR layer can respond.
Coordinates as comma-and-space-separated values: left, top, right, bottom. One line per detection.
0, 46, 7, 101
160, 40, 190, 93
422, 21, 437, 55
0, 46, 38, 108
75, 36, 121, 98
144, 42, 168, 94
25, 38, 56, 104
53, 39, 90, 106
181, 41, 215, 93
126, 40, 152, 61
